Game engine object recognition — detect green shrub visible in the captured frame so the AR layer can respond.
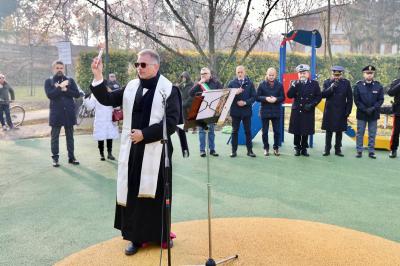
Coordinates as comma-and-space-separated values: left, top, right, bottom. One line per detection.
76, 50, 400, 90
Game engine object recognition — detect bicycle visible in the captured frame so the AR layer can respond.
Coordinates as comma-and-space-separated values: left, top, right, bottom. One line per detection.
0, 100, 25, 128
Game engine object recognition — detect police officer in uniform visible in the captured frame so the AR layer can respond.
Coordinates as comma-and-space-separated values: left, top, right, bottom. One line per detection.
353, 65, 384, 159
321, 66, 353, 156
287, 64, 322, 156
387, 69, 400, 158
227, 65, 257, 157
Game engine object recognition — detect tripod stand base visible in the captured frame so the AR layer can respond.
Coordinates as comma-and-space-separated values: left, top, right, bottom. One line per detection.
205, 254, 239, 265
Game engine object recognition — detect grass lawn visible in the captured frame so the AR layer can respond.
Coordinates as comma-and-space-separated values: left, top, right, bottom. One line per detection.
1, 132, 400, 265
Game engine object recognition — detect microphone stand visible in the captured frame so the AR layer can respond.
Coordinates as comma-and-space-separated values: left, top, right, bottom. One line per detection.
160, 91, 172, 266
191, 122, 238, 266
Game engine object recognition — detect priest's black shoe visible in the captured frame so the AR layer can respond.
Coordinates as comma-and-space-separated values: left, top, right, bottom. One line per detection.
322, 150, 330, 156
294, 149, 301, 156
301, 149, 310, 157
355, 151, 362, 158
107, 152, 116, 160
210, 150, 219, 157
52, 159, 60, 167
389, 150, 397, 158
247, 151, 256, 157
230, 152, 237, 158
68, 158, 80, 165
125, 242, 140, 256
335, 150, 344, 157
368, 152, 376, 159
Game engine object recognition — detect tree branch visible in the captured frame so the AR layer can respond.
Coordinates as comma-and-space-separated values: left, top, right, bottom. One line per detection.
218, 0, 252, 75
164, 0, 210, 64
85, 0, 186, 59
240, 0, 280, 64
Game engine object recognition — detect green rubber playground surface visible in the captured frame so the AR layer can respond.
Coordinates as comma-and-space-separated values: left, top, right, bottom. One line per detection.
1, 132, 400, 265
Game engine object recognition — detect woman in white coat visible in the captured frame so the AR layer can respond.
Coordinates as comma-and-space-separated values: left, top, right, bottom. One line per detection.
84, 91, 119, 161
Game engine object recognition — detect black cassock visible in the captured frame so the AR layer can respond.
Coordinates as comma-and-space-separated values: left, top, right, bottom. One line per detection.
91, 73, 181, 244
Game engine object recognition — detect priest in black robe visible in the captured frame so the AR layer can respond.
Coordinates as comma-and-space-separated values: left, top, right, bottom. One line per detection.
90, 49, 187, 255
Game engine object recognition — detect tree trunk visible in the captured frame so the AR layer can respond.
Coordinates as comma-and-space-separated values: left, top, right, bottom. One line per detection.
208, 0, 217, 74
327, 0, 333, 64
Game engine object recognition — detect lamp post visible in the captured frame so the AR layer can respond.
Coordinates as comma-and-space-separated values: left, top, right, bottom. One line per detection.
104, 0, 110, 78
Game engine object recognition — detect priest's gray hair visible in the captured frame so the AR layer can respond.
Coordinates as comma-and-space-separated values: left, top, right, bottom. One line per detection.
138, 49, 160, 65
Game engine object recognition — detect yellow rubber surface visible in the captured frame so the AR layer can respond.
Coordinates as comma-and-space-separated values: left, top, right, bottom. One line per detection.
56, 218, 400, 266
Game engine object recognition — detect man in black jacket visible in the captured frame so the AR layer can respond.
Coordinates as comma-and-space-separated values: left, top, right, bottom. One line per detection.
353, 65, 384, 159
256, 67, 285, 156
287, 64, 322, 156
388, 70, 400, 158
44, 60, 81, 167
321, 66, 353, 156
227, 65, 256, 157
0, 73, 15, 131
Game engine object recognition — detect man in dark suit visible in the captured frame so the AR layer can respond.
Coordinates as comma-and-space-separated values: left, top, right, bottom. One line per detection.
353, 65, 384, 159
287, 64, 322, 156
227, 65, 256, 157
256, 67, 285, 156
388, 68, 400, 158
321, 66, 353, 156
44, 60, 81, 167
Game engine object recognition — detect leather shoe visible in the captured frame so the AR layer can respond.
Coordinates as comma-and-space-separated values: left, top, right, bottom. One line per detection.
125, 242, 140, 256
335, 150, 344, 157
107, 152, 115, 160
295, 149, 301, 156
273, 149, 280, 156
52, 159, 60, 167
301, 149, 310, 157
322, 151, 330, 156
389, 150, 397, 158
210, 150, 219, 157
68, 158, 80, 165
355, 152, 362, 158
368, 152, 376, 159
230, 152, 237, 158
200, 151, 206, 157
247, 151, 256, 157
264, 149, 270, 156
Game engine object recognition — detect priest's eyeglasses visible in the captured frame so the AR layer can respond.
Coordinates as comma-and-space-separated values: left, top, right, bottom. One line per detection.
134, 62, 156, 68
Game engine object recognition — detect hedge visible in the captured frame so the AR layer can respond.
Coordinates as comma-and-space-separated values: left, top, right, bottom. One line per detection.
76, 50, 400, 92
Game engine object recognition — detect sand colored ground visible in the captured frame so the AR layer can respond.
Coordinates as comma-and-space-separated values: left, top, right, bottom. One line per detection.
56, 217, 400, 266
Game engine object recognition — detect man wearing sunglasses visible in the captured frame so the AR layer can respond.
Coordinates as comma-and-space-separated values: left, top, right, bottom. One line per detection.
90, 49, 188, 256
321, 66, 353, 157
353, 65, 384, 159
190, 67, 223, 157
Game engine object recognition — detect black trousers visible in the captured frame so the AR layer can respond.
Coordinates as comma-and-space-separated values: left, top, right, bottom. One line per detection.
231, 115, 252, 152
390, 115, 400, 151
0, 104, 13, 127
51, 126, 75, 160
262, 117, 280, 150
294, 134, 309, 150
98, 139, 113, 154
325, 131, 343, 151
